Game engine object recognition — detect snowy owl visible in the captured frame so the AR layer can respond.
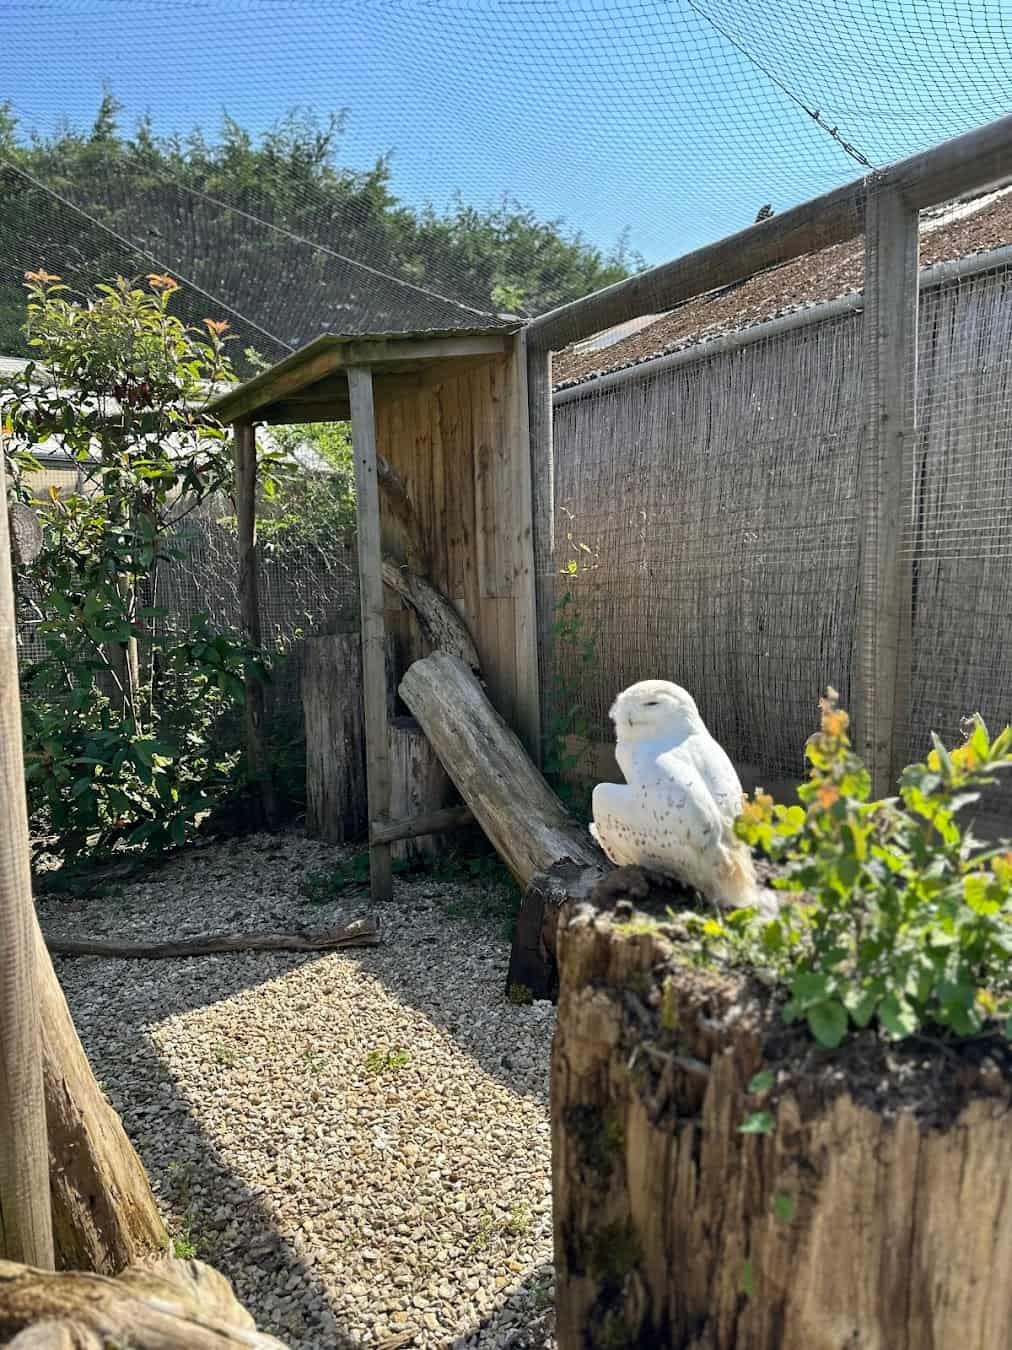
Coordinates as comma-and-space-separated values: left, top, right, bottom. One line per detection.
590, 680, 765, 912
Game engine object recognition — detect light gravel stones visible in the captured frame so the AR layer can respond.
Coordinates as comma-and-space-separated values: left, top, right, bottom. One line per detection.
37, 832, 558, 1349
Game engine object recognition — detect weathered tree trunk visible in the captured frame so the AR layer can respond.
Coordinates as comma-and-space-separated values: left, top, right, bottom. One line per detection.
382, 559, 480, 672
552, 874, 1012, 1350
399, 651, 603, 889
33, 914, 168, 1273
388, 716, 457, 864
303, 632, 394, 844
0, 1254, 289, 1348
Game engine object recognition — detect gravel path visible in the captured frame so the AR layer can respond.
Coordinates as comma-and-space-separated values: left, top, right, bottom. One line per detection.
38, 832, 557, 1349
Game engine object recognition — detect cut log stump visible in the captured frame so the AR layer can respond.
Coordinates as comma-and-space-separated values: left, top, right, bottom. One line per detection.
388, 716, 457, 864
303, 632, 394, 844
552, 874, 1012, 1350
0, 1253, 289, 1347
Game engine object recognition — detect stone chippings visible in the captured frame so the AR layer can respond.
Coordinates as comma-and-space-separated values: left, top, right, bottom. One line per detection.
37, 832, 558, 1349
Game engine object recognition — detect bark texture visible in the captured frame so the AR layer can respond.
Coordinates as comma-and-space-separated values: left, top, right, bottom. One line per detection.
0, 1254, 289, 1348
399, 652, 603, 889
33, 915, 168, 1273
552, 882, 1012, 1350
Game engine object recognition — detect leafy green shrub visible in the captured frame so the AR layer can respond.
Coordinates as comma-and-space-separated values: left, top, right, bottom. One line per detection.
727, 691, 1012, 1048
2, 271, 276, 863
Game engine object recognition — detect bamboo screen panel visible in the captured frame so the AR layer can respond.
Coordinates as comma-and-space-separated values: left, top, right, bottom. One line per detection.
906, 257, 1012, 822
553, 311, 865, 777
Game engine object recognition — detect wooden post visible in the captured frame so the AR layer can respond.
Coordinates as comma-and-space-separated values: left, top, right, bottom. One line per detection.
509, 329, 543, 763
856, 181, 918, 794
234, 421, 279, 830
0, 472, 54, 1269
526, 339, 555, 766
348, 367, 393, 901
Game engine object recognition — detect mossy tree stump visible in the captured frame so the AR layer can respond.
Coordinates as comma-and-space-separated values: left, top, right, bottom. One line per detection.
551, 871, 1012, 1350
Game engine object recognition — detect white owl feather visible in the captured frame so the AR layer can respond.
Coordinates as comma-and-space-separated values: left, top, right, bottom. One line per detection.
591, 680, 773, 914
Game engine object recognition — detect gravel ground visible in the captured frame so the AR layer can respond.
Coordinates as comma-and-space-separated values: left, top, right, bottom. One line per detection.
37, 832, 557, 1349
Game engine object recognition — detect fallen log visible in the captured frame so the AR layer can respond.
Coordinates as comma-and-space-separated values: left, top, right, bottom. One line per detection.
43, 919, 379, 960
399, 652, 605, 892
506, 860, 605, 1002
0, 1254, 289, 1348
551, 873, 1012, 1350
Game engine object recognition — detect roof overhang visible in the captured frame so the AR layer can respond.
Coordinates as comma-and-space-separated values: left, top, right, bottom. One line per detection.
208, 327, 521, 427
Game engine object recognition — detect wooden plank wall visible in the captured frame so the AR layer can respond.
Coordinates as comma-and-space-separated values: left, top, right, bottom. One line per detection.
373, 343, 537, 750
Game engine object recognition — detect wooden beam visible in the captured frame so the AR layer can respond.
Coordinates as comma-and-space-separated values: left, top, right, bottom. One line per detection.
259, 399, 352, 426
855, 182, 919, 795
527, 178, 866, 351
526, 341, 555, 764
508, 329, 542, 762
528, 113, 1012, 352
348, 367, 394, 901
0, 463, 54, 1269
211, 333, 510, 425
234, 423, 279, 830
370, 805, 474, 845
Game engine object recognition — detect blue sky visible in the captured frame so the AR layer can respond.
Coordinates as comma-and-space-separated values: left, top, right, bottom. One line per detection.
5, 0, 1012, 266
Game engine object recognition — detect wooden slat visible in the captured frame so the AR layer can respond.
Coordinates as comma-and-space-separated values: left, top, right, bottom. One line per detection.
507, 330, 542, 760
526, 342, 555, 763
348, 367, 393, 901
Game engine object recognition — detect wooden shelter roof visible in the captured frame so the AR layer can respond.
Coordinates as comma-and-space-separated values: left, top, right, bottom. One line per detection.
208, 327, 521, 427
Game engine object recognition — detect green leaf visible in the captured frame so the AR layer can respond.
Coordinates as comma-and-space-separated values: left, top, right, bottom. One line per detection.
748, 1070, 775, 1095
772, 1191, 796, 1224
878, 994, 918, 1040
807, 1000, 848, 1048
739, 1111, 775, 1135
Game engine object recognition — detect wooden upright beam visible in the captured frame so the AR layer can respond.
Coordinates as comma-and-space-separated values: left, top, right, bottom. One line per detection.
0, 465, 54, 1269
348, 367, 394, 901
234, 422, 279, 830
856, 182, 919, 794
526, 341, 555, 765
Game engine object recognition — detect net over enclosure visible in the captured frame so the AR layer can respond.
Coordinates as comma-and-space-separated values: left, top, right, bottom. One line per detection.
4, 2, 1012, 809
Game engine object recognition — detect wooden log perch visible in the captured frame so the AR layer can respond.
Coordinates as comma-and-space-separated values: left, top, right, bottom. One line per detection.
43, 919, 379, 960
551, 876, 1012, 1350
0, 1254, 290, 1348
382, 559, 481, 672
399, 651, 605, 892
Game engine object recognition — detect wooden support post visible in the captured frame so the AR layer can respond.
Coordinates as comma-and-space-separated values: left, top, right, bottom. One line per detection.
234, 422, 279, 830
856, 181, 919, 794
348, 367, 393, 901
509, 329, 542, 763
0, 470, 54, 1270
526, 339, 555, 766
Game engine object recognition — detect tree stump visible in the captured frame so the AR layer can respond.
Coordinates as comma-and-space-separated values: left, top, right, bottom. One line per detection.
388, 716, 457, 864
552, 873, 1012, 1350
0, 1253, 289, 1347
303, 632, 394, 844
